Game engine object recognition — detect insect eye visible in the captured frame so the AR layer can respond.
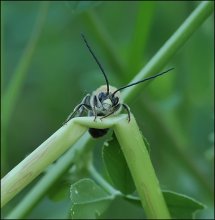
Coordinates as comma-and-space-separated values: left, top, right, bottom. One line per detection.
113, 97, 119, 105
98, 92, 105, 101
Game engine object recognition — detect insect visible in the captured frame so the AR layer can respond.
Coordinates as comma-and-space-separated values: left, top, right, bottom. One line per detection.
63, 34, 174, 138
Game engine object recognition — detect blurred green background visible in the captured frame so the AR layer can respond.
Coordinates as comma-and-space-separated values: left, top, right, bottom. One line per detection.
1, 1, 214, 219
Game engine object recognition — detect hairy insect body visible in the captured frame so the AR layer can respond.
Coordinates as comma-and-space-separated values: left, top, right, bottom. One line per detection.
89, 85, 122, 138
64, 85, 129, 138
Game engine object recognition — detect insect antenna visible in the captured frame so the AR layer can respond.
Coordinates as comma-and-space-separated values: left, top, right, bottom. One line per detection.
81, 34, 110, 94
112, 68, 174, 95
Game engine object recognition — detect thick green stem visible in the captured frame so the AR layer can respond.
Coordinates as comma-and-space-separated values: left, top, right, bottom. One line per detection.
1, 121, 87, 207
0, 115, 125, 208
76, 115, 170, 218
2, 114, 170, 219
5, 133, 95, 219
114, 115, 171, 219
122, 1, 213, 102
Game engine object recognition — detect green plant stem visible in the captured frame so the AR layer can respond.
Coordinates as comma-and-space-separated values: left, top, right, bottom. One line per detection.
122, 1, 213, 102
81, 2, 214, 200
2, 1, 213, 217
2, 114, 170, 218
88, 164, 121, 197
5, 133, 94, 219
4, 116, 124, 217
114, 114, 171, 219
1, 121, 87, 207
67, 115, 170, 218
1, 115, 125, 208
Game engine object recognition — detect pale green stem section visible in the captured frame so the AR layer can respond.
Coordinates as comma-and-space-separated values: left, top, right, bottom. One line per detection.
1, 115, 125, 208
76, 115, 170, 218
114, 115, 171, 219
122, 1, 214, 102
73, 114, 127, 128
5, 133, 95, 219
1, 120, 87, 207
2, 114, 170, 219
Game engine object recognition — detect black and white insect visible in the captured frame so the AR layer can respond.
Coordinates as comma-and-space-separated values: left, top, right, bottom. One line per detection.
63, 34, 174, 138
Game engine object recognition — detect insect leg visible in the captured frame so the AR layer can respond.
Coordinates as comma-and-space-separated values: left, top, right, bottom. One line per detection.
84, 94, 91, 106
122, 103, 131, 122
100, 104, 121, 120
63, 103, 91, 125
92, 95, 98, 121
63, 94, 91, 125
78, 94, 92, 116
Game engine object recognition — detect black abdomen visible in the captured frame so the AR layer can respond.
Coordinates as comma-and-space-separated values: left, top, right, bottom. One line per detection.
88, 128, 109, 138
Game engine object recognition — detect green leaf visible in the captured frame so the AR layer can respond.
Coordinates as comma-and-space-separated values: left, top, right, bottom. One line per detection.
48, 151, 92, 202
125, 190, 205, 219
70, 178, 114, 219
102, 133, 136, 194
163, 190, 205, 219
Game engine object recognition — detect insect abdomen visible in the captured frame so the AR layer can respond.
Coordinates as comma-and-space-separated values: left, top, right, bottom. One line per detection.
88, 128, 109, 138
